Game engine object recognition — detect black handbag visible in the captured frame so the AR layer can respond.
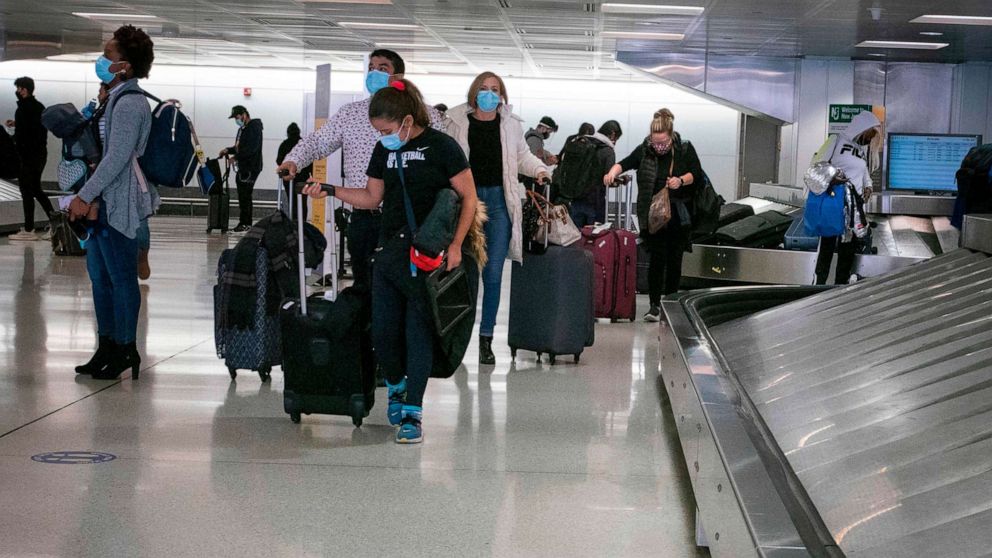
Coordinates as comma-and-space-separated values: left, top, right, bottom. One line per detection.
425, 264, 474, 338
397, 157, 474, 337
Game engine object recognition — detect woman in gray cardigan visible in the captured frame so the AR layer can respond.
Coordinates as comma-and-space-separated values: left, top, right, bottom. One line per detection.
69, 25, 155, 380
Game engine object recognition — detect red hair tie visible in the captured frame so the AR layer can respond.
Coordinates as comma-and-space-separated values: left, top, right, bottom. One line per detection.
390, 81, 406, 91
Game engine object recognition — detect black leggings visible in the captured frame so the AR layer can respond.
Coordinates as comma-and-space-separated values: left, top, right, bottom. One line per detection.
815, 236, 856, 285
18, 158, 53, 232
645, 227, 685, 306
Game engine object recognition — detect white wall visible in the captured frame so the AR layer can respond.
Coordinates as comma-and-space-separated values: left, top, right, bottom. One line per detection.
1, 60, 741, 196
779, 58, 854, 188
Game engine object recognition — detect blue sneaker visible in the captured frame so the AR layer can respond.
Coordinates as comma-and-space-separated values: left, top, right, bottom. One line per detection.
396, 405, 423, 444
386, 378, 407, 426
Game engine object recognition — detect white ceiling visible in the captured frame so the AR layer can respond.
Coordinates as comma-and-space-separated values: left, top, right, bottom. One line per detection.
3, 1, 991, 77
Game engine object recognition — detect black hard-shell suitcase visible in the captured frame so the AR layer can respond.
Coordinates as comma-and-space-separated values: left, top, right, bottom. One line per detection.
214, 247, 281, 382
50, 211, 86, 257
280, 192, 374, 426
712, 210, 793, 248
508, 245, 595, 365
718, 202, 755, 227
206, 159, 230, 234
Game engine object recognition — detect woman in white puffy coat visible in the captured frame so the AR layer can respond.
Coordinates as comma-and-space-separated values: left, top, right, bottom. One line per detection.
444, 71, 551, 365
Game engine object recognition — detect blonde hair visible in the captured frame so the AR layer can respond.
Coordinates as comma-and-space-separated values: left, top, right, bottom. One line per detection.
650, 108, 674, 135
467, 71, 508, 109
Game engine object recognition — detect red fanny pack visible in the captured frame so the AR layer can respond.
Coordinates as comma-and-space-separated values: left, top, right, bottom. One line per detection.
410, 247, 444, 272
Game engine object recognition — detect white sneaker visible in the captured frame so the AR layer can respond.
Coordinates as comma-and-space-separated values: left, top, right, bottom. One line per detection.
39, 229, 52, 241
9, 229, 40, 241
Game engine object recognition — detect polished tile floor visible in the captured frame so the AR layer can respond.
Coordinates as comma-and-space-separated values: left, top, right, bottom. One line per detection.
0, 217, 706, 558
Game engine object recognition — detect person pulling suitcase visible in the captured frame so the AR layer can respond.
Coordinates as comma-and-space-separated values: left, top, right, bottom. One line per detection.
302, 78, 484, 444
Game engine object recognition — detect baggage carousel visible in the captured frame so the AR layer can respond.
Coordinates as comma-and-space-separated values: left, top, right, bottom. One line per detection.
659, 214, 992, 557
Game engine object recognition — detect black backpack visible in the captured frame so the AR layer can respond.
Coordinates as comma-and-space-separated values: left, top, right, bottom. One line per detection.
552, 136, 603, 202
691, 171, 724, 239
953, 144, 992, 228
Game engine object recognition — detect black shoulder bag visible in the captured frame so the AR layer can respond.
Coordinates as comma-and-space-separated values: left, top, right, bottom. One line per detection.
396, 155, 474, 338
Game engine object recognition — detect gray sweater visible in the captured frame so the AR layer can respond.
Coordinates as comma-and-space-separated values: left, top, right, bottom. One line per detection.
78, 80, 152, 239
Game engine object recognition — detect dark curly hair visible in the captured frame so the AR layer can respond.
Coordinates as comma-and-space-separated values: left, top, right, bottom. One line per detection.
113, 25, 155, 79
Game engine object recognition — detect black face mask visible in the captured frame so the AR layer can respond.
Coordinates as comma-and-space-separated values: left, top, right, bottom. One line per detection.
542, 131, 551, 140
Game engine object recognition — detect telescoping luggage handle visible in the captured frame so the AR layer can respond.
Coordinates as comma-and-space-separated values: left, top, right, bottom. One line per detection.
294, 184, 337, 316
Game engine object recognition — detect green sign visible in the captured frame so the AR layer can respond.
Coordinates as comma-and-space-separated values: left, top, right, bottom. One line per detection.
829, 104, 873, 124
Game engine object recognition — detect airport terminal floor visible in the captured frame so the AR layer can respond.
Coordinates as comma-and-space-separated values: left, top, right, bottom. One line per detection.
0, 217, 707, 557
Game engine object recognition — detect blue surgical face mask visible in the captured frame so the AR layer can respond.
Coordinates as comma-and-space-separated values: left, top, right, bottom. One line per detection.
235, 118, 244, 128
365, 70, 391, 95
95, 55, 117, 84
380, 120, 410, 151
476, 90, 501, 113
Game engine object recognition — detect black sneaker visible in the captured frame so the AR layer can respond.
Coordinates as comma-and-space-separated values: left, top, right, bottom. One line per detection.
644, 305, 661, 323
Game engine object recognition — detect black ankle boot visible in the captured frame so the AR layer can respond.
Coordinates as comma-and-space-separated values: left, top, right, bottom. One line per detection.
479, 335, 495, 365
92, 343, 141, 380
76, 336, 116, 375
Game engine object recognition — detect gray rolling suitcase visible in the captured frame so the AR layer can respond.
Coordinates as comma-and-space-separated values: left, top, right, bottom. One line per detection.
712, 210, 793, 248
508, 245, 595, 365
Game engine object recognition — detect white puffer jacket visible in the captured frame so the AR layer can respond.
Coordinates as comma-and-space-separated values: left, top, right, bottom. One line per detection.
445, 103, 549, 263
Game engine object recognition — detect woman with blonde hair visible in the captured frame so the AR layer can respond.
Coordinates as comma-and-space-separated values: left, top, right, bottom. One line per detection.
604, 108, 702, 322
444, 71, 551, 365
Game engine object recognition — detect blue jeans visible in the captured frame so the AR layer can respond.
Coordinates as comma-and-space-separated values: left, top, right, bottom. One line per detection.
372, 242, 434, 408
136, 219, 150, 251
569, 201, 599, 229
87, 207, 141, 344
348, 210, 382, 291
477, 186, 511, 337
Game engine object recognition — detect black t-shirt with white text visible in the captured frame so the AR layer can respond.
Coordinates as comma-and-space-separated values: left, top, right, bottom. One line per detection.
366, 127, 470, 241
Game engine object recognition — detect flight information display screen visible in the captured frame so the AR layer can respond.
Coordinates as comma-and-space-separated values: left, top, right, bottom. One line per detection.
887, 134, 982, 193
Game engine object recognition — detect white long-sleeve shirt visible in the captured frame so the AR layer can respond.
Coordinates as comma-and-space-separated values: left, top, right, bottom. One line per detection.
285, 98, 445, 189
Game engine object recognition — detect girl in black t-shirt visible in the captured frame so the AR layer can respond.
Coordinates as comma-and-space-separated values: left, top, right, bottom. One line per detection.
303, 79, 481, 445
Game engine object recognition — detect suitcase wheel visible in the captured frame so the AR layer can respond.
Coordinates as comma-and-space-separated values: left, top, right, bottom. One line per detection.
350, 396, 366, 428
536, 352, 542, 363
228, 367, 237, 380
510, 347, 517, 360
548, 354, 557, 366
574, 354, 580, 364
258, 367, 271, 383
290, 412, 301, 424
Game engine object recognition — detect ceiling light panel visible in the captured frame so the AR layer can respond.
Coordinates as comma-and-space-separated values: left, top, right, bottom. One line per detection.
910, 15, 992, 26
338, 22, 419, 29
73, 12, 158, 20
601, 3, 704, 16
602, 31, 684, 40
856, 40, 949, 50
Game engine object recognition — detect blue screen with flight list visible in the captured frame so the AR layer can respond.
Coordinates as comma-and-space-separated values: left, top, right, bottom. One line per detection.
887, 134, 981, 192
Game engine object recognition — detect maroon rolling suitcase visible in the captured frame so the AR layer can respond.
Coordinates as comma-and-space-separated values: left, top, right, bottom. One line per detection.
581, 224, 637, 322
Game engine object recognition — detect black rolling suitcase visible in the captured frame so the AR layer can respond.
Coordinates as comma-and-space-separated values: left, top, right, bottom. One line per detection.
206, 159, 230, 234
712, 210, 793, 248
718, 202, 755, 227
508, 244, 595, 365
280, 192, 375, 426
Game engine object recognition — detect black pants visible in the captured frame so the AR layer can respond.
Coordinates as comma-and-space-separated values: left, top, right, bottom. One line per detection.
815, 236, 856, 285
347, 210, 382, 290
645, 226, 686, 306
18, 157, 53, 232
235, 170, 259, 227
281, 179, 308, 223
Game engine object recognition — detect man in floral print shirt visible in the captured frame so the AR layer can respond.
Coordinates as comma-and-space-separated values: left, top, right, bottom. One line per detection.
277, 49, 444, 289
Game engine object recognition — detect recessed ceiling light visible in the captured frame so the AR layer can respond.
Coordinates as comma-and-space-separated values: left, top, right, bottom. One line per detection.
602, 31, 684, 40
866, 53, 887, 57
601, 3, 704, 16
376, 42, 446, 49
911, 14, 992, 26
73, 12, 158, 20
856, 40, 948, 50
338, 22, 419, 29
919, 31, 944, 36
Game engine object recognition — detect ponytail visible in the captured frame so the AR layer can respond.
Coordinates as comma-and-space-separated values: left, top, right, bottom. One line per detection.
650, 108, 674, 135
368, 79, 430, 128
